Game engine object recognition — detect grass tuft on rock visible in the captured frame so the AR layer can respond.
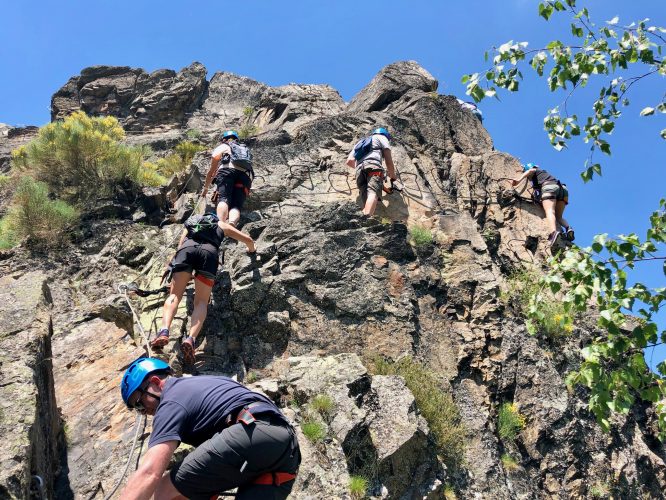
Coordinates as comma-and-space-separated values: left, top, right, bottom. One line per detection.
501, 453, 519, 471
301, 421, 326, 443
409, 225, 433, 246
369, 356, 466, 472
309, 394, 335, 420
498, 403, 526, 441
348, 475, 368, 499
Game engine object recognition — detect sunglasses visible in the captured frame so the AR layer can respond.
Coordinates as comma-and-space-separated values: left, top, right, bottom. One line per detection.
130, 385, 160, 412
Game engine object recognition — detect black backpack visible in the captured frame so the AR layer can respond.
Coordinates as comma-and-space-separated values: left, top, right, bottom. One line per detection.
229, 141, 253, 172
184, 213, 221, 245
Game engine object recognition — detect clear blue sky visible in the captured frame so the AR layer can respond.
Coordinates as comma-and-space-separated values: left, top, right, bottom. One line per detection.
2, 0, 664, 368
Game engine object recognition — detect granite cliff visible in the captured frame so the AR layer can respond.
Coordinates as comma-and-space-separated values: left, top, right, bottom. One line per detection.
0, 61, 664, 499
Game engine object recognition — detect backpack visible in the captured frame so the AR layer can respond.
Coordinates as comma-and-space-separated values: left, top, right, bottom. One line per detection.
229, 141, 253, 172
184, 213, 220, 245
353, 136, 380, 162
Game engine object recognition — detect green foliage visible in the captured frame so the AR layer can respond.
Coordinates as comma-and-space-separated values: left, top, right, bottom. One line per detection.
138, 162, 168, 187
0, 177, 79, 248
462, 1, 665, 179
589, 481, 611, 498
443, 485, 458, 500
301, 420, 326, 443
530, 200, 666, 439
237, 105, 260, 139
501, 453, 520, 471
370, 357, 466, 471
152, 141, 207, 178
504, 268, 574, 336
245, 370, 259, 384
0, 174, 11, 190
498, 403, 526, 441
11, 111, 150, 205
309, 394, 335, 421
409, 225, 433, 247
348, 475, 368, 499
185, 129, 202, 141
238, 124, 259, 140
0, 218, 17, 250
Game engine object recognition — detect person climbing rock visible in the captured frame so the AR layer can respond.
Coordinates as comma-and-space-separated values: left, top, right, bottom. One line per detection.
456, 98, 484, 122
150, 212, 255, 365
346, 127, 398, 216
202, 130, 254, 227
511, 163, 574, 246
119, 357, 300, 500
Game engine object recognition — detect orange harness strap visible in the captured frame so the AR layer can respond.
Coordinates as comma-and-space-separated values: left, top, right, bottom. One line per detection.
252, 471, 297, 486
194, 274, 215, 287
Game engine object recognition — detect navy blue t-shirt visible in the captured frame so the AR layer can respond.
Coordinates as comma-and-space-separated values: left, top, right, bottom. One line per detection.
148, 376, 283, 448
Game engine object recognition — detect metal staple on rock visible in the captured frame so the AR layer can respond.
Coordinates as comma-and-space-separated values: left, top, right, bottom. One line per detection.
31, 475, 46, 500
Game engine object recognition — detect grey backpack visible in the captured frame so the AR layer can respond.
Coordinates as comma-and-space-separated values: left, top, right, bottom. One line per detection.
229, 141, 253, 172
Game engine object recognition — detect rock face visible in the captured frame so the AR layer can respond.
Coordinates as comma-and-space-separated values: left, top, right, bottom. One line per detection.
0, 61, 664, 499
51, 63, 207, 131
0, 272, 59, 500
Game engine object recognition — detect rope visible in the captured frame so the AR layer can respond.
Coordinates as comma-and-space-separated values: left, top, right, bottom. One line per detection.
118, 284, 153, 357
95, 413, 145, 500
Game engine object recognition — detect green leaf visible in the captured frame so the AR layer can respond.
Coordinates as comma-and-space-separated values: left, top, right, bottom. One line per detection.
461, 75, 470, 84
640, 107, 655, 116
661, 129, 666, 140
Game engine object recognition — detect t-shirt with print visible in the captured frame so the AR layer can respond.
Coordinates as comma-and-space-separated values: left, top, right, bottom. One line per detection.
347, 134, 391, 171
148, 376, 284, 448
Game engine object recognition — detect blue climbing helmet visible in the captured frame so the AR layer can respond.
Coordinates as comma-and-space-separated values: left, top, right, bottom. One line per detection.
120, 357, 171, 408
222, 130, 239, 141
523, 162, 538, 171
370, 127, 391, 140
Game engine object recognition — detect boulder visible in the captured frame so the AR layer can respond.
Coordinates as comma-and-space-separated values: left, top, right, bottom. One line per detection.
347, 61, 438, 113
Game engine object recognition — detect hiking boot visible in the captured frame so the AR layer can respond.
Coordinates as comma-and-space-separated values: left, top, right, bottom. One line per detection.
150, 328, 170, 349
180, 336, 196, 365
565, 227, 575, 242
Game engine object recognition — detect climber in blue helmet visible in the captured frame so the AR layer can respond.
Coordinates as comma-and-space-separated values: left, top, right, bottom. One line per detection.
346, 127, 399, 216
202, 129, 255, 228
511, 162, 574, 246
118, 356, 301, 499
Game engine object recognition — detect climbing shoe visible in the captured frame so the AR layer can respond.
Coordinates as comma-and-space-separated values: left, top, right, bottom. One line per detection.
180, 336, 196, 365
548, 231, 560, 248
150, 328, 170, 349
565, 227, 575, 242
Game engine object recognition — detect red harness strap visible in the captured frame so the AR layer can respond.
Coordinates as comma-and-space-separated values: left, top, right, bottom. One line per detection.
252, 471, 297, 486
195, 274, 215, 287
234, 182, 251, 195
367, 171, 383, 177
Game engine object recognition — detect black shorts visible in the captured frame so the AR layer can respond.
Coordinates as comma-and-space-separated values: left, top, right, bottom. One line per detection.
356, 167, 385, 202
169, 239, 219, 280
170, 414, 300, 500
215, 167, 252, 210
